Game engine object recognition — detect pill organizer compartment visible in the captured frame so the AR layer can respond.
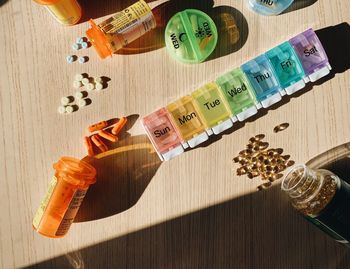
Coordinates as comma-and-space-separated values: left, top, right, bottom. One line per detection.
166, 96, 210, 148
241, 55, 282, 108
165, 9, 218, 64
266, 41, 307, 95
289, 29, 332, 82
142, 108, 186, 161
216, 68, 259, 121
247, 0, 294, 16
191, 82, 234, 135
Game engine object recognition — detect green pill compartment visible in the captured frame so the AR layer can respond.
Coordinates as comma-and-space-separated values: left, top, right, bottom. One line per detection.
165, 9, 218, 64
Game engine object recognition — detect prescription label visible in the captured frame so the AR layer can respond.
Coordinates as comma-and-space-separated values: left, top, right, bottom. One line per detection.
99, 0, 156, 47
55, 189, 87, 236
33, 176, 58, 230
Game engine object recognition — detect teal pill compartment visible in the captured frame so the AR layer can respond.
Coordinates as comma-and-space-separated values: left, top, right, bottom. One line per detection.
165, 9, 218, 64
266, 42, 307, 95
216, 68, 259, 122
241, 55, 282, 108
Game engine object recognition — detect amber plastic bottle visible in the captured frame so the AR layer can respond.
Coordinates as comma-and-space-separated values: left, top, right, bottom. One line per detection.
33, 157, 96, 238
282, 164, 350, 247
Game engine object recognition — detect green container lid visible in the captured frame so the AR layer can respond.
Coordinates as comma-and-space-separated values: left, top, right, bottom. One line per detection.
165, 9, 218, 64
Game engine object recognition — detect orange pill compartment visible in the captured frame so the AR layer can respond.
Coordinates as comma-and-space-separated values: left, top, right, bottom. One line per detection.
32, 157, 96, 238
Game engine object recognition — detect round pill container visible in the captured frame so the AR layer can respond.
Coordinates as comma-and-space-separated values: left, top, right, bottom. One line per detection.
32, 157, 96, 238
165, 9, 218, 64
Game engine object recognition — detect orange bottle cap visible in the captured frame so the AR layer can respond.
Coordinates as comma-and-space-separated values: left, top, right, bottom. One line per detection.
34, 0, 60, 5
53, 157, 96, 187
86, 19, 112, 59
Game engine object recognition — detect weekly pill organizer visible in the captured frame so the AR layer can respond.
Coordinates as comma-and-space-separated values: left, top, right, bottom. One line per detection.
142, 28, 331, 161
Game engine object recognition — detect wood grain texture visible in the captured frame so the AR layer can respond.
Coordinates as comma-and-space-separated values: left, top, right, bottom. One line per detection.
0, 0, 349, 268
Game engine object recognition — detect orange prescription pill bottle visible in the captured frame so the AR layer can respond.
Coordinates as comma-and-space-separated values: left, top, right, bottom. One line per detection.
86, 0, 157, 59
32, 157, 96, 238
34, 0, 82, 26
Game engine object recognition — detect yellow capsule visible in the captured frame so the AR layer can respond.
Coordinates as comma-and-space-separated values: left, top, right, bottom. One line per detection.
232, 156, 241, 163
249, 137, 257, 143
275, 148, 283, 155
282, 155, 291, 161
258, 142, 269, 150
254, 134, 265, 140
263, 159, 270, 166
273, 123, 290, 133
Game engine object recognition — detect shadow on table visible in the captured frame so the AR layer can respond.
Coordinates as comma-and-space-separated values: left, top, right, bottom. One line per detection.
195, 22, 350, 149
74, 114, 162, 222
25, 185, 350, 269
282, 0, 318, 14
0, 0, 8, 8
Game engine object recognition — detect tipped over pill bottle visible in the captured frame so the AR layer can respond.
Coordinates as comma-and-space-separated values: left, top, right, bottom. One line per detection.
33, 0, 82, 26
33, 157, 96, 238
86, 0, 157, 59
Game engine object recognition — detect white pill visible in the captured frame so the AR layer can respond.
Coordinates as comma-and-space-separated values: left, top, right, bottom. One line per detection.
94, 77, 103, 83
61, 96, 73, 105
78, 99, 87, 107
95, 82, 103, 91
74, 73, 85, 81
86, 83, 95, 91
75, 91, 86, 99
73, 80, 82, 89
58, 106, 66, 114
76, 37, 85, 44
72, 43, 81, 50
81, 42, 89, 49
81, 78, 90, 85
65, 105, 74, 113
66, 55, 75, 63
78, 56, 87, 64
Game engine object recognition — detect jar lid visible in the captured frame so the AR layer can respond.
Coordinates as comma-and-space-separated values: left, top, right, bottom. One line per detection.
165, 9, 218, 64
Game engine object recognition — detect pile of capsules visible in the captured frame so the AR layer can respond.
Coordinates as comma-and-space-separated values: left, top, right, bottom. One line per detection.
67, 37, 90, 64
232, 123, 295, 190
58, 73, 106, 114
83, 117, 128, 156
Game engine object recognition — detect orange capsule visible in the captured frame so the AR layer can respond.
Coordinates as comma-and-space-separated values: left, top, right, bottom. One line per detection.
91, 135, 108, 152
98, 130, 118, 142
83, 136, 94, 156
88, 121, 108, 133
111, 117, 127, 135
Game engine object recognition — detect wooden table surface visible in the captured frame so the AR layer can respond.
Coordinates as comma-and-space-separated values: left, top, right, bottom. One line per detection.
1, 0, 350, 268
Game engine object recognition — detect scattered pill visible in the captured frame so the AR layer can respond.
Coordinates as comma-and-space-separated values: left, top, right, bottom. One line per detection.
73, 80, 82, 89
75, 74, 85, 81
88, 121, 109, 132
76, 37, 85, 44
95, 83, 103, 91
66, 55, 76, 63
78, 56, 88, 64
111, 117, 128, 135
75, 91, 87, 99
72, 43, 81, 50
94, 77, 103, 83
83, 136, 94, 156
91, 135, 108, 152
81, 78, 90, 85
65, 105, 74, 113
81, 42, 89, 49
58, 106, 66, 114
273, 122, 290, 133
98, 130, 118, 142
61, 96, 74, 105
78, 99, 88, 107
86, 83, 95, 91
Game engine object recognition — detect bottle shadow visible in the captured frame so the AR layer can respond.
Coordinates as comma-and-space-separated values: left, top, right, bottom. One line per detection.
282, 0, 318, 14
194, 22, 350, 149
26, 185, 350, 269
74, 113, 162, 222
0, 0, 8, 8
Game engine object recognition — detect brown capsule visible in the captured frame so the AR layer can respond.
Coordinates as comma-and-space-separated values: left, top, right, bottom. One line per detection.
246, 143, 254, 149
273, 123, 290, 133
258, 142, 269, 150
267, 176, 275, 182
275, 148, 284, 155
232, 156, 241, 163
254, 134, 265, 140
247, 172, 254, 179
239, 166, 248, 174
286, 160, 295, 167
275, 173, 284, 180
239, 159, 248, 165
282, 155, 290, 161
249, 137, 257, 143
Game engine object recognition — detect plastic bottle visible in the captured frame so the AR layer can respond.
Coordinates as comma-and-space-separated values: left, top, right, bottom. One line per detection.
32, 157, 96, 238
86, 0, 157, 59
282, 164, 350, 247
33, 0, 82, 26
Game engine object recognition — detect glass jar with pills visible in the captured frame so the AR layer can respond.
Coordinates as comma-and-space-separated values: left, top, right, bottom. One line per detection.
33, 0, 82, 26
86, 0, 157, 59
32, 157, 96, 238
